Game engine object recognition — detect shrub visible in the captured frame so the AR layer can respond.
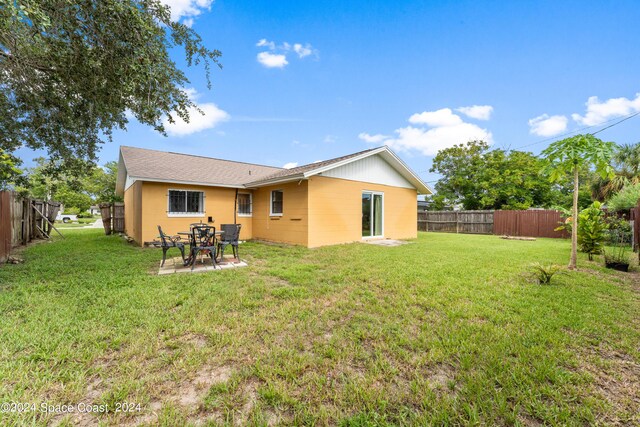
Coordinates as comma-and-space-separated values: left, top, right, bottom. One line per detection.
529, 263, 562, 285
63, 206, 80, 215
577, 201, 608, 260
77, 212, 94, 218
607, 182, 640, 212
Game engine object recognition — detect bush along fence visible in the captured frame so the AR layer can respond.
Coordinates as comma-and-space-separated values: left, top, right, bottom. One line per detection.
98, 202, 124, 235
0, 190, 62, 263
418, 209, 569, 239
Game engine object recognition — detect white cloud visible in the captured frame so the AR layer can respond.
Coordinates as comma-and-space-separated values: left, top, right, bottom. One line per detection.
255, 39, 317, 68
160, 0, 212, 23
256, 52, 288, 68
323, 135, 337, 143
572, 93, 640, 126
456, 105, 493, 120
163, 89, 229, 136
528, 114, 568, 137
293, 43, 313, 58
256, 39, 276, 50
360, 108, 493, 156
358, 132, 388, 144
409, 108, 463, 127
283, 162, 298, 169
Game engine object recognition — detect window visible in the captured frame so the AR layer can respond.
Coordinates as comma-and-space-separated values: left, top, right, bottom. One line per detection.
270, 190, 283, 216
168, 190, 204, 215
237, 193, 252, 216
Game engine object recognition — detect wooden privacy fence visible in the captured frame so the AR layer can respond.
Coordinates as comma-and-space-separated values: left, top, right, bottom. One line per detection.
99, 202, 124, 235
418, 209, 568, 238
418, 210, 494, 234
0, 191, 62, 263
494, 210, 568, 238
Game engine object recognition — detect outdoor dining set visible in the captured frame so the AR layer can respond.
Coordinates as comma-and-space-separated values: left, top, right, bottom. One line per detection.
157, 222, 242, 270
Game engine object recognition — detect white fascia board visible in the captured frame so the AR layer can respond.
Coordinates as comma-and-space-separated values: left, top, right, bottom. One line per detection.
115, 150, 127, 197
125, 176, 246, 189
378, 149, 433, 194
243, 175, 307, 188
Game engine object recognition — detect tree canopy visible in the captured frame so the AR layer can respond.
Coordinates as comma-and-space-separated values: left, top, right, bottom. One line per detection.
19, 157, 120, 210
0, 0, 221, 176
541, 134, 616, 269
429, 140, 557, 210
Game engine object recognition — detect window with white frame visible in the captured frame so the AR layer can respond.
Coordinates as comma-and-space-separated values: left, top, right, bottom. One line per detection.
168, 190, 204, 215
237, 193, 252, 216
270, 190, 283, 215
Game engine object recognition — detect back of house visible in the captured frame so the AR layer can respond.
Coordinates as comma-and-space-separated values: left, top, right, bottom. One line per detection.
115, 145, 431, 247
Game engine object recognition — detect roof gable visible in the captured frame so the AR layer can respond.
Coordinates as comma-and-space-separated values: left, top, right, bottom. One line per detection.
247, 146, 432, 194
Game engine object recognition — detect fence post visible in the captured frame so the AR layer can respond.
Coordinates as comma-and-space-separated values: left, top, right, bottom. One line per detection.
455, 211, 459, 233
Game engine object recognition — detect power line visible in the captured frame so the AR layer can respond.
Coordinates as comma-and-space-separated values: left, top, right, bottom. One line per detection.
591, 111, 640, 136
511, 111, 640, 151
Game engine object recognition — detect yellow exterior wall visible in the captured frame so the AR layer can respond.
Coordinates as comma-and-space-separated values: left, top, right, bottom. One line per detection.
307, 176, 417, 247
130, 181, 253, 245
123, 181, 142, 244
252, 181, 308, 246
124, 176, 416, 248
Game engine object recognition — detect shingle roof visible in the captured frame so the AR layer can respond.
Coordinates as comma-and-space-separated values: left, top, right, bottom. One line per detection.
120, 146, 283, 187
245, 147, 380, 185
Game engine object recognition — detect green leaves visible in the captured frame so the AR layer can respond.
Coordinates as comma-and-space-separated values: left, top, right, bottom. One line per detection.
430, 140, 557, 210
541, 134, 616, 182
577, 201, 608, 260
0, 0, 222, 165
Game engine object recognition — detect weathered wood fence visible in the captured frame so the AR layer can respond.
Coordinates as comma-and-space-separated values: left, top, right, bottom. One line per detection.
0, 191, 61, 263
418, 210, 494, 234
99, 202, 124, 235
418, 209, 568, 238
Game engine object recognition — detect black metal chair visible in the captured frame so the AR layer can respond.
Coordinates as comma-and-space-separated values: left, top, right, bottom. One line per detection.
189, 225, 217, 270
217, 224, 242, 263
157, 225, 185, 267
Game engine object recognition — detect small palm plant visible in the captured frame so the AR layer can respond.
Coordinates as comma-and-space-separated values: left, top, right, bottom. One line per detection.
529, 263, 563, 285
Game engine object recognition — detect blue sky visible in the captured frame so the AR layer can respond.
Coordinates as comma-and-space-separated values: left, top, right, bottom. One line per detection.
20, 0, 640, 185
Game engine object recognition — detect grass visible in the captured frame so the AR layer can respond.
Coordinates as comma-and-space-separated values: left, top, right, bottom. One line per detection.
54, 217, 98, 229
0, 230, 638, 426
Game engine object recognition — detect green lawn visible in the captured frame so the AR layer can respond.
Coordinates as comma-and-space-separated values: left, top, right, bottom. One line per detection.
0, 230, 638, 426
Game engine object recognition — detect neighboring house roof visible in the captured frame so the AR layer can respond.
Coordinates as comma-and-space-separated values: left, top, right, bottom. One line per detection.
116, 145, 432, 196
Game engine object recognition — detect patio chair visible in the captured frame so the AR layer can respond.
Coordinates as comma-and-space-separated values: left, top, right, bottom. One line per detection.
189, 225, 217, 270
157, 225, 185, 267
217, 224, 242, 263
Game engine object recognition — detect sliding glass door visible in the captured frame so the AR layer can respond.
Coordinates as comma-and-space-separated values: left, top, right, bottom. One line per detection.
362, 192, 383, 237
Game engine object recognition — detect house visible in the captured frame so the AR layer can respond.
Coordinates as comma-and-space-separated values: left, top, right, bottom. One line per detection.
115, 145, 432, 247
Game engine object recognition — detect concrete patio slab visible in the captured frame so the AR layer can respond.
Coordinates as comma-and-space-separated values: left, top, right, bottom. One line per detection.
363, 239, 410, 247
157, 255, 248, 275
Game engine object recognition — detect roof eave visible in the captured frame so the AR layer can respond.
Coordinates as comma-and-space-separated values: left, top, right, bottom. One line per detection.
243, 174, 307, 188
127, 176, 248, 189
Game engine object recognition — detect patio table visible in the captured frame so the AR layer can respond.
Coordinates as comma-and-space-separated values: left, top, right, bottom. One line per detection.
177, 229, 224, 266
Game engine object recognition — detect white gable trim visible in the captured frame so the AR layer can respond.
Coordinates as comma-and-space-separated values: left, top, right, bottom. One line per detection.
320, 154, 414, 189
305, 146, 432, 194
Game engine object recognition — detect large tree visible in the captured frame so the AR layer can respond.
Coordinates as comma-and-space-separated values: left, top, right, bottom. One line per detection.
541, 134, 615, 270
430, 140, 557, 210
0, 0, 221, 177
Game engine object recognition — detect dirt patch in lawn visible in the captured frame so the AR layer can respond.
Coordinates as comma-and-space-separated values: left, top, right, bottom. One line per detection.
578, 345, 640, 425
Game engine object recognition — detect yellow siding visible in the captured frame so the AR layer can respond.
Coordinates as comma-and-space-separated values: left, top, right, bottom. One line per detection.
252, 181, 308, 246
132, 181, 253, 245
307, 176, 417, 247
124, 176, 415, 248
123, 181, 142, 244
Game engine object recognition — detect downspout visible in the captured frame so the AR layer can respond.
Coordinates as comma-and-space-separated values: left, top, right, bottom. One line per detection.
234, 188, 238, 224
